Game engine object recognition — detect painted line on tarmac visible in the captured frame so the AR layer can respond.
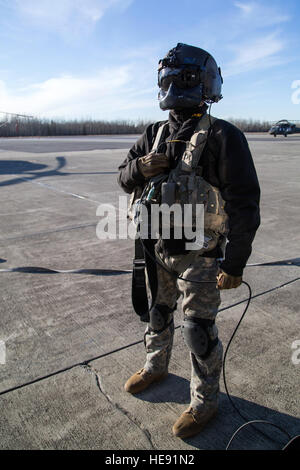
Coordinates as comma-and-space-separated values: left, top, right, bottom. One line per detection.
19, 176, 102, 204
0, 275, 299, 397
0, 222, 97, 241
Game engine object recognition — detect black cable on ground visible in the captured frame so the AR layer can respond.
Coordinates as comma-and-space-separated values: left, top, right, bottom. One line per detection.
139, 238, 299, 450
222, 280, 252, 425
0, 246, 299, 449
226, 420, 292, 450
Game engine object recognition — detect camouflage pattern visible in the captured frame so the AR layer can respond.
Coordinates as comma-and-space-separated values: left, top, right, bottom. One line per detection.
144, 250, 222, 411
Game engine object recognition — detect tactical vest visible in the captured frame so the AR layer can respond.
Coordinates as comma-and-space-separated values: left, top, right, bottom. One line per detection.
129, 113, 228, 250
131, 114, 228, 322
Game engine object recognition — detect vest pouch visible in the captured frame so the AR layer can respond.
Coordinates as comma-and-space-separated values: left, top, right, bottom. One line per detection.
161, 182, 177, 207
164, 171, 228, 236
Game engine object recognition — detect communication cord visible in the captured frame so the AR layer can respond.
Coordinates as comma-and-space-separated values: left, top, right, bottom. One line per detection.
139, 237, 297, 450
136, 104, 298, 449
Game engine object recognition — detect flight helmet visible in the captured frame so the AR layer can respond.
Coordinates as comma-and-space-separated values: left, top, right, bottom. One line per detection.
158, 43, 223, 110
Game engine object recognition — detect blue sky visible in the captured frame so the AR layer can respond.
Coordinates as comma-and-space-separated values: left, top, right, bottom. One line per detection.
0, 0, 299, 122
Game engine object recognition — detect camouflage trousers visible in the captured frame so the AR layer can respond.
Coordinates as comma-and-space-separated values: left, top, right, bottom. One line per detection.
144, 250, 222, 411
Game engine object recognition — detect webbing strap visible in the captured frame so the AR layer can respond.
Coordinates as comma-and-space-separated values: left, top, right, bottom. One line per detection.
132, 238, 149, 322
132, 237, 158, 322
151, 122, 168, 152
190, 114, 217, 169
131, 123, 168, 321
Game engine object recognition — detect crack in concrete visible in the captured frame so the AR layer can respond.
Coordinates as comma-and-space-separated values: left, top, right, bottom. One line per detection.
82, 364, 155, 450
1, 274, 299, 398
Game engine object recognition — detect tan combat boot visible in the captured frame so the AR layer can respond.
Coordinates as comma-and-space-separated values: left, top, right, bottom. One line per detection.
172, 405, 218, 439
124, 368, 168, 394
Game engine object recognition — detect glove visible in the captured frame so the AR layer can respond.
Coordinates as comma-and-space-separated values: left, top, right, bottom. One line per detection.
137, 152, 169, 179
216, 269, 242, 290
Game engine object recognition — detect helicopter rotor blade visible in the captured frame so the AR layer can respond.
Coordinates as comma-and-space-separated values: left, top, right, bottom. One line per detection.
0, 111, 34, 119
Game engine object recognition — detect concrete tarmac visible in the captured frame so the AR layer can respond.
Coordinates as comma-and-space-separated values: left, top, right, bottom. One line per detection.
0, 135, 140, 153
0, 133, 299, 450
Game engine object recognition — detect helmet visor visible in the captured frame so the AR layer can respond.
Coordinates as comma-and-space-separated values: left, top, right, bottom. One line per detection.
158, 67, 201, 91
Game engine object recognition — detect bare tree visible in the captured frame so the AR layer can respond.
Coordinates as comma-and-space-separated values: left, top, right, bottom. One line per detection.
0, 116, 272, 137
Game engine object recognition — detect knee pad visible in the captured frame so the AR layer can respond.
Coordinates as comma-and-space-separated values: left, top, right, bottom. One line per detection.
149, 303, 176, 333
181, 317, 218, 359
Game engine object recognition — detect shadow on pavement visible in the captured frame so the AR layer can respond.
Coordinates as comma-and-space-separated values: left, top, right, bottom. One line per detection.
0, 157, 67, 187
0, 161, 48, 174
135, 373, 191, 405
0, 157, 118, 187
0, 266, 131, 275
134, 374, 300, 450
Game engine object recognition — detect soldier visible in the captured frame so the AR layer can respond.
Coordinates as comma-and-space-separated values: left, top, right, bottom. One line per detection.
117, 43, 260, 439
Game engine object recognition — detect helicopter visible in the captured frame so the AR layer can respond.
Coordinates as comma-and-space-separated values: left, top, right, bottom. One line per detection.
269, 119, 300, 137
0, 111, 33, 127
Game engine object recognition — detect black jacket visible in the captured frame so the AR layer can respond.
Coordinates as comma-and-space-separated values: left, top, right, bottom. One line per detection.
117, 112, 260, 276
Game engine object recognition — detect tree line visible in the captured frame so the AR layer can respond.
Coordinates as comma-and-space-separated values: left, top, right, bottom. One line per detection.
0, 116, 273, 137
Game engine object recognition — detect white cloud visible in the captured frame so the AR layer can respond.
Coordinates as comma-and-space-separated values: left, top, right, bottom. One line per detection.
220, 2, 291, 77
233, 1, 290, 26
223, 33, 286, 77
14, 0, 133, 39
0, 66, 157, 119
234, 2, 254, 15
